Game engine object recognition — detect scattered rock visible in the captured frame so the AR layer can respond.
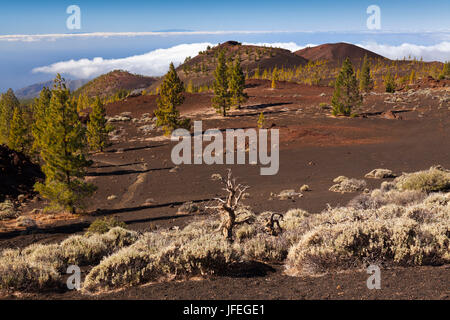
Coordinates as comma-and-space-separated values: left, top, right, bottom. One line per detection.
16, 216, 37, 229
365, 169, 397, 179
143, 198, 156, 205
330, 177, 367, 193
169, 166, 179, 173
299, 184, 310, 192
211, 173, 222, 181
107, 114, 132, 123
107, 195, 118, 201
177, 202, 199, 215
30, 208, 42, 215
277, 189, 303, 200
138, 124, 155, 134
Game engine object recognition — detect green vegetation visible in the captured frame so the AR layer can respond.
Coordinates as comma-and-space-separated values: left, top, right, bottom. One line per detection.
228, 58, 248, 108
257, 112, 265, 129
439, 61, 450, 79
212, 51, 231, 116
384, 72, 396, 93
86, 217, 127, 235
0, 89, 20, 144
359, 54, 374, 93
8, 107, 31, 153
34, 74, 96, 214
155, 63, 190, 135
395, 166, 450, 193
87, 97, 113, 152
31, 87, 52, 155
331, 58, 362, 116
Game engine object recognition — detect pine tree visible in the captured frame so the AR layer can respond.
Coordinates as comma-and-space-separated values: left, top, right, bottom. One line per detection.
331, 58, 362, 116
212, 51, 231, 116
155, 62, 189, 135
439, 61, 450, 79
8, 107, 31, 153
87, 97, 112, 152
0, 89, 20, 144
384, 72, 396, 93
359, 55, 374, 93
34, 74, 95, 214
31, 87, 52, 155
409, 70, 416, 84
257, 112, 265, 129
228, 58, 248, 109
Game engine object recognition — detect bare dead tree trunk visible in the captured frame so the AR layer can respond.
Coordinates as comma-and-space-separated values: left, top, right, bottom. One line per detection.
214, 169, 249, 242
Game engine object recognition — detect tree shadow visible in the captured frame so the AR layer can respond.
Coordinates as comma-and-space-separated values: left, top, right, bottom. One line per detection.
245, 102, 293, 110
105, 144, 167, 153
218, 261, 276, 278
87, 167, 172, 177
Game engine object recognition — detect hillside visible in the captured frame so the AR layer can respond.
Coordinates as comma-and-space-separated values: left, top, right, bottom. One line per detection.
149, 41, 309, 90
295, 42, 387, 68
75, 70, 158, 98
16, 78, 88, 100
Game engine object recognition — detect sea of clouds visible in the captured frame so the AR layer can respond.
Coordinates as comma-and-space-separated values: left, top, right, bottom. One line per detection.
32, 41, 450, 79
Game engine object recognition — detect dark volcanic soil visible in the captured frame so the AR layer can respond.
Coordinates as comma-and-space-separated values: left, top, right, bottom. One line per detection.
1, 79, 449, 300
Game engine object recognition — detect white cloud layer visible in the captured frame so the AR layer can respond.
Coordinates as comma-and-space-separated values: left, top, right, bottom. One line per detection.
32, 41, 450, 79
357, 42, 450, 62
33, 43, 215, 79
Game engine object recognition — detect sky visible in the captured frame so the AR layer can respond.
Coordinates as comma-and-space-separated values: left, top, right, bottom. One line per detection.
0, 0, 449, 91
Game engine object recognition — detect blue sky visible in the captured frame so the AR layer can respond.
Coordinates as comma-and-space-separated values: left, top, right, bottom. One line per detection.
1, 0, 449, 34
0, 1, 449, 91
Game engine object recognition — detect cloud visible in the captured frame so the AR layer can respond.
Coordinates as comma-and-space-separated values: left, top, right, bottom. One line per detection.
357, 42, 450, 62
32, 43, 215, 79
0, 31, 285, 42
242, 42, 317, 52
32, 41, 450, 80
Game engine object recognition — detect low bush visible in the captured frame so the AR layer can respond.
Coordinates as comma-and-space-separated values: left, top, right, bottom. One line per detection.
86, 217, 127, 235
395, 166, 450, 193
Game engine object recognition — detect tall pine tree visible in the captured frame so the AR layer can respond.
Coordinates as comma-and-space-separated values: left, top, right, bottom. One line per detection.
87, 97, 112, 152
34, 74, 95, 213
0, 89, 20, 144
212, 51, 231, 116
331, 58, 362, 116
155, 62, 189, 135
359, 55, 374, 93
228, 58, 248, 109
31, 87, 52, 155
8, 107, 31, 153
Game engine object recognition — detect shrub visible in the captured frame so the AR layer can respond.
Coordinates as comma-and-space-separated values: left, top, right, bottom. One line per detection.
0, 248, 61, 291
83, 231, 242, 291
286, 217, 449, 275
61, 227, 138, 265
86, 217, 127, 235
0, 200, 17, 220
395, 167, 450, 193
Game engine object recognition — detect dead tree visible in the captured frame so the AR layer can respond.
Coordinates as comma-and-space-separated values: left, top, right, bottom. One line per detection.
213, 169, 250, 242
264, 213, 284, 236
